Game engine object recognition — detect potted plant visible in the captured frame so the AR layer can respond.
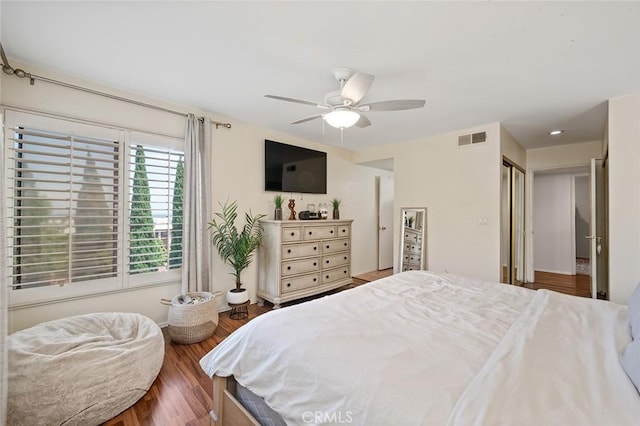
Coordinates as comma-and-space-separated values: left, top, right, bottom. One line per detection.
209, 200, 266, 305
273, 194, 284, 220
330, 198, 342, 220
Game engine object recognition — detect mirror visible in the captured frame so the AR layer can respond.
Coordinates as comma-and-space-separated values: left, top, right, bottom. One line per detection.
400, 208, 427, 271
501, 158, 525, 285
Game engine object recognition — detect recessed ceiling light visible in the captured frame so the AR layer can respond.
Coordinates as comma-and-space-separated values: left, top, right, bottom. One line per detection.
549, 129, 564, 136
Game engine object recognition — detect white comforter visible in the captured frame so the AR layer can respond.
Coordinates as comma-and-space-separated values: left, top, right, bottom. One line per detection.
200, 271, 640, 425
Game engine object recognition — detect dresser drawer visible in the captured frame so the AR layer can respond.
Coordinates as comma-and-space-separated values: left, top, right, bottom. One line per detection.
403, 253, 421, 264
303, 225, 337, 240
408, 243, 422, 255
322, 252, 350, 269
281, 258, 320, 276
404, 232, 419, 243
282, 242, 319, 259
322, 238, 350, 255
282, 227, 302, 242
281, 273, 320, 294
402, 264, 420, 272
322, 266, 350, 284
337, 225, 350, 238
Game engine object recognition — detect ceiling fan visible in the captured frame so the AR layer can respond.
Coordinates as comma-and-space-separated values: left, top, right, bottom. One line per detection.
265, 67, 426, 130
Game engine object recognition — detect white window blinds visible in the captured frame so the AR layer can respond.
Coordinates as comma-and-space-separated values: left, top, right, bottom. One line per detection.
128, 144, 184, 274
7, 125, 120, 289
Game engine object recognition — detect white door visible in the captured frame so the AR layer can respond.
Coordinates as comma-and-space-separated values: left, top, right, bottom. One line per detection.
378, 176, 394, 269
589, 158, 607, 299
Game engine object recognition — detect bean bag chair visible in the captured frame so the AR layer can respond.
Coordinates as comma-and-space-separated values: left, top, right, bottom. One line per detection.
7, 312, 164, 425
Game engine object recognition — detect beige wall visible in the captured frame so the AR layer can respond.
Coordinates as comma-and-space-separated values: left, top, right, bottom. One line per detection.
2, 60, 390, 331
527, 140, 602, 170
355, 122, 502, 283
608, 95, 640, 304
500, 126, 526, 169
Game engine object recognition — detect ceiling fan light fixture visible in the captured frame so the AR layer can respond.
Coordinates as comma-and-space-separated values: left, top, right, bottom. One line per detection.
323, 108, 360, 129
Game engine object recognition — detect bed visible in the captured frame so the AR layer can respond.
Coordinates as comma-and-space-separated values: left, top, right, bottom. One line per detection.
200, 270, 640, 425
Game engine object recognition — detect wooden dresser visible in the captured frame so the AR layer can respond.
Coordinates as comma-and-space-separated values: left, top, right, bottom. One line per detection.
257, 219, 353, 309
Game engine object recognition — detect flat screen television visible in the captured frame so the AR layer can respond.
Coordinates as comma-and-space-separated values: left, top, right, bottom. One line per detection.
264, 140, 327, 194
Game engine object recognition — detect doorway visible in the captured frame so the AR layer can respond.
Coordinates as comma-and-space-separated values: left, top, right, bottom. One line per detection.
529, 162, 607, 299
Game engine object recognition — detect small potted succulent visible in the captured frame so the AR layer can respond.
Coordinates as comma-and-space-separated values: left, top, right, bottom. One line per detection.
330, 198, 342, 220
273, 194, 284, 220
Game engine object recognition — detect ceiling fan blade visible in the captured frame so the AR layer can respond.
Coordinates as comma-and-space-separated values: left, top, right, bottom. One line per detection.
355, 114, 371, 128
265, 95, 329, 109
341, 72, 374, 104
359, 99, 426, 112
291, 114, 323, 125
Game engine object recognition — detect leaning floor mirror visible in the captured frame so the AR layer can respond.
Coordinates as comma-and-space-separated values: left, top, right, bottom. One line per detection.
400, 208, 427, 271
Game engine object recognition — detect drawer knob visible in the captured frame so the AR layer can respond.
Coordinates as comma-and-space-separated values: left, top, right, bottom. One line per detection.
326, 260, 330, 264
326, 275, 329, 279
287, 266, 291, 270
291, 232, 295, 236
313, 278, 317, 282
313, 262, 317, 266
326, 245, 330, 249
343, 270, 347, 274
344, 256, 347, 260
344, 243, 347, 246
287, 283, 291, 287
330, 230, 334, 234
287, 249, 291, 253
309, 231, 313, 235
342, 229, 346, 233
314, 246, 317, 250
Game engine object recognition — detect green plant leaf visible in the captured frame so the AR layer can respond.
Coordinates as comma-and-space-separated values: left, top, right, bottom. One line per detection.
209, 200, 266, 290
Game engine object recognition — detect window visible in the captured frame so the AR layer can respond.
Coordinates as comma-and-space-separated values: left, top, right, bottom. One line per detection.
128, 142, 184, 275
4, 111, 184, 305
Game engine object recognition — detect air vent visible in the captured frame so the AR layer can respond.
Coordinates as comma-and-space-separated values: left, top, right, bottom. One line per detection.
458, 131, 486, 147
458, 134, 472, 146
472, 131, 486, 144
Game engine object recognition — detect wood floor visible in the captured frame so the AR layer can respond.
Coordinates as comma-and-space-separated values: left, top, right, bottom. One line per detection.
527, 271, 591, 298
103, 280, 368, 425
352, 268, 393, 282
102, 303, 269, 426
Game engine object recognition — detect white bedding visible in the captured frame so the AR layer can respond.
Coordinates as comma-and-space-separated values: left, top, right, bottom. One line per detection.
200, 271, 640, 425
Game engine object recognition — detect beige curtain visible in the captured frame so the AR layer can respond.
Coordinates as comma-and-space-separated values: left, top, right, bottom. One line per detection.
181, 114, 212, 293
1, 126, 8, 423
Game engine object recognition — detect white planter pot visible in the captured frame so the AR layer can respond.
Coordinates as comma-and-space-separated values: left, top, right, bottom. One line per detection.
227, 288, 249, 305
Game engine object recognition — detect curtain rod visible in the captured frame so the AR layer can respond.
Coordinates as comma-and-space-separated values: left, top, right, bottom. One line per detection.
0, 43, 231, 129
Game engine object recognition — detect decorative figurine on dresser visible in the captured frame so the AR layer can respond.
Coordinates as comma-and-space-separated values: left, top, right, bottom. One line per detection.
288, 199, 296, 220
257, 219, 353, 308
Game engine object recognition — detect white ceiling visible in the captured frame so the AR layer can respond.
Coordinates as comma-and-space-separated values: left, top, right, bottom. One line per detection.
1, 1, 639, 151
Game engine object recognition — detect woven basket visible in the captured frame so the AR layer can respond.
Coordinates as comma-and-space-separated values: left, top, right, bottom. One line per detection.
161, 291, 221, 344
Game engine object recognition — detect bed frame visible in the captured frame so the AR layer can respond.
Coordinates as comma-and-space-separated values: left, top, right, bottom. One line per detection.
211, 375, 260, 426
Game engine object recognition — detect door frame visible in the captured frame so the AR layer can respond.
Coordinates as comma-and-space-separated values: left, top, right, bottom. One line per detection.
525, 162, 593, 284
